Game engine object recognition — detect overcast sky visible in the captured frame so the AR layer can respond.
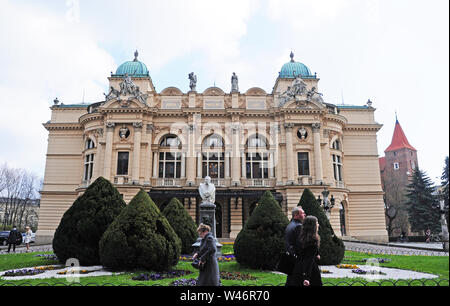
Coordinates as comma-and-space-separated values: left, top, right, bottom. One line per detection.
0, 0, 448, 185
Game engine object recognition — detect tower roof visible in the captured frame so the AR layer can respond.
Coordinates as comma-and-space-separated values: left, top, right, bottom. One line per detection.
384, 119, 416, 152
279, 52, 313, 78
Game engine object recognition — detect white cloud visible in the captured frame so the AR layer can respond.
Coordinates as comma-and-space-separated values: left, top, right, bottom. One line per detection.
0, 1, 116, 177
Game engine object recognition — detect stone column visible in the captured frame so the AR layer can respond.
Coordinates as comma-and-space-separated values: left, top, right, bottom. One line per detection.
312, 122, 323, 184
103, 122, 115, 181
231, 124, 241, 185
181, 151, 186, 178
144, 124, 154, 185
131, 122, 142, 184
284, 123, 295, 184
241, 151, 246, 179
186, 124, 196, 185
92, 128, 103, 181
197, 151, 202, 180
152, 151, 158, 178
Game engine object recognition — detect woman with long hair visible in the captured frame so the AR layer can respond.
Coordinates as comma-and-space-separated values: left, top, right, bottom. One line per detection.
297, 216, 322, 286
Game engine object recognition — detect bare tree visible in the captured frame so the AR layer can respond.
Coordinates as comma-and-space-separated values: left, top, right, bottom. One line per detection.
0, 164, 41, 231
384, 172, 410, 236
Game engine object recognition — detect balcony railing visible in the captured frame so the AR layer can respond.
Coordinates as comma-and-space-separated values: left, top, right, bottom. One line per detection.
114, 176, 130, 185
298, 176, 313, 185
246, 178, 274, 187
156, 178, 182, 187
335, 180, 345, 188
210, 178, 226, 187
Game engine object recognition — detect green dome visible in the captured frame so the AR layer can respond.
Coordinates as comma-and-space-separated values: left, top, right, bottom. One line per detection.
114, 51, 149, 77
279, 52, 313, 78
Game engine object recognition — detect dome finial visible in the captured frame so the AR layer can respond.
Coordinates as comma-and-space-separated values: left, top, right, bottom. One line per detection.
290, 51, 295, 62
133, 50, 139, 62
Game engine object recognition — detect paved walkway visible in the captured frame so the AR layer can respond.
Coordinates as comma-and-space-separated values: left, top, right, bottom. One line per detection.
0, 244, 53, 255
344, 241, 448, 256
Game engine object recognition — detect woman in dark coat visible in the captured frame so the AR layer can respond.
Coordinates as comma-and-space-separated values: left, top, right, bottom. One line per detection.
193, 223, 220, 286
296, 216, 322, 286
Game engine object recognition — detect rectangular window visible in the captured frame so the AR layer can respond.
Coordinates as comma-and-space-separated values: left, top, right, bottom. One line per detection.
333, 154, 343, 181
84, 154, 94, 181
117, 152, 129, 175
159, 152, 181, 178
297, 152, 310, 176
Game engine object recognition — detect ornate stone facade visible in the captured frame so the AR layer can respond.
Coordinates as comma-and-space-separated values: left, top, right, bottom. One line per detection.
37, 53, 388, 244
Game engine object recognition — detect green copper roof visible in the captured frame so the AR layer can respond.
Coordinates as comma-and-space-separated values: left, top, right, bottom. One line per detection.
279, 51, 313, 78
114, 50, 149, 77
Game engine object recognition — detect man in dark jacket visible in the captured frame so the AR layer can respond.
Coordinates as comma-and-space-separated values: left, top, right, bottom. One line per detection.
7, 226, 22, 253
285, 206, 306, 286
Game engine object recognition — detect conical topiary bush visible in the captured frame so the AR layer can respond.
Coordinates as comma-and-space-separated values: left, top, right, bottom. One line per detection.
99, 189, 181, 271
162, 198, 198, 254
52, 177, 126, 265
298, 188, 345, 265
234, 191, 289, 269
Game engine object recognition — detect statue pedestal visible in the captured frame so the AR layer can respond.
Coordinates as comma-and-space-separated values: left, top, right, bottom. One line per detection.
192, 201, 222, 257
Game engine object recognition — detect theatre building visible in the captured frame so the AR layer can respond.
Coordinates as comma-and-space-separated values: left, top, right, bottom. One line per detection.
37, 51, 388, 244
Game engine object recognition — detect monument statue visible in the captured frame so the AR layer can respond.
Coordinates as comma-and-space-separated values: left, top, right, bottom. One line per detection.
188, 72, 197, 91
199, 176, 215, 204
231, 72, 239, 93
194, 176, 222, 256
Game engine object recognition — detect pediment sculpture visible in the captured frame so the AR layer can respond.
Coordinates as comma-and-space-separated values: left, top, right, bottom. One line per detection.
104, 73, 148, 105
278, 75, 308, 107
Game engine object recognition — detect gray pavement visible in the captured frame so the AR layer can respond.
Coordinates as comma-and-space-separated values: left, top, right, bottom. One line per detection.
344, 241, 449, 256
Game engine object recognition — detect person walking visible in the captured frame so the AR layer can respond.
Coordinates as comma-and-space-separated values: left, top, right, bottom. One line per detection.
193, 223, 220, 286
284, 206, 306, 286
296, 216, 322, 286
7, 226, 22, 253
24, 226, 33, 252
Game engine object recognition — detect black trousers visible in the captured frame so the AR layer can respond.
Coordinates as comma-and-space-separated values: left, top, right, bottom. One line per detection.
7, 243, 17, 252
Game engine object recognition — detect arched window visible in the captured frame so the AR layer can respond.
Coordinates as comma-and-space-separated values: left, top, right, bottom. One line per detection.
85, 138, 95, 150
332, 139, 340, 150
202, 134, 225, 178
247, 134, 267, 148
160, 134, 181, 148
245, 134, 269, 179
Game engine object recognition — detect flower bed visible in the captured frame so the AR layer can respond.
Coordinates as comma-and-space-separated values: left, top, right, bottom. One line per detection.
320, 269, 332, 274
352, 268, 387, 275
170, 278, 197, 286
217, 255, 235, 262
336, 264, 359, 269
33, 254, 58, 261
362, 258, 391, 263
132, 270, 193, 281
56, 269, 100, 275
220, 271, 256, 281
3, 268, 46, 277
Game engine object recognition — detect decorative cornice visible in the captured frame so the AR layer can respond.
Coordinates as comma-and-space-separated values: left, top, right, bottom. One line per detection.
43, 122, 82, 131
344, 124, 383, 132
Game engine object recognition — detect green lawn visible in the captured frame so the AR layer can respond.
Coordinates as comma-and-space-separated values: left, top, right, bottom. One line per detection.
0, 246, 448, 286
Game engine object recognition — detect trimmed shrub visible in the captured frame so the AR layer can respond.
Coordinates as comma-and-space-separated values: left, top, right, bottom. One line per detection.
162, 198, 198, 254
298, 188, 345, 265
234, 191, 289, 269
99, 190, 181, 271
52, 177, 126, 265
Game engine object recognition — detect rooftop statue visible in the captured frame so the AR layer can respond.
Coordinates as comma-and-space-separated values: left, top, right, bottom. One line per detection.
188, 72, 197, 91
199, 176, 215, 204
231, 72, 239, 93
